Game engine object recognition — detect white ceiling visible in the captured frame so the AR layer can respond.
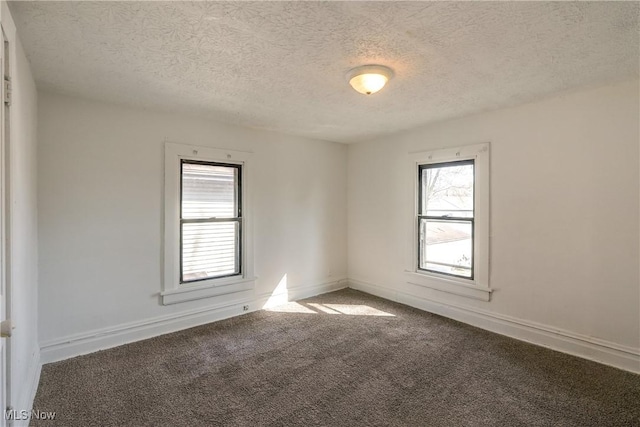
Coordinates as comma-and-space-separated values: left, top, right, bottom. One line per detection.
9, 1, 640, 144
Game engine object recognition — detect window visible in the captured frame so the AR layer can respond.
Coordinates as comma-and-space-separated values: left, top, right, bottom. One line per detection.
163, 143, 254, 305
407, 143, 490, 301
180, 161, 242, 283
418, 160, 474, 279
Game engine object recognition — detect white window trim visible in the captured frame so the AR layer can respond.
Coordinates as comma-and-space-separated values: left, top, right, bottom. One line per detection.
162, 142, 255, 305
405, 142, 492, 301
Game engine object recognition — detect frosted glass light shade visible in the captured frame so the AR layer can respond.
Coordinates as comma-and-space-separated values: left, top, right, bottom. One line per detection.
347, 65, 394, 95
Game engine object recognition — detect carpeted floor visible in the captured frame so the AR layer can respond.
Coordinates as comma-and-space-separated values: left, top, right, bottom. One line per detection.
32, 289, 639, 426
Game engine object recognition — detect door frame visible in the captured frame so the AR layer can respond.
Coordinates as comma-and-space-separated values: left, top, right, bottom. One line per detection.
0, 22, 10, 427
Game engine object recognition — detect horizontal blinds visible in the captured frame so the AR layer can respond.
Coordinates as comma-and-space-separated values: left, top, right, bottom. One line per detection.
182, 222, 238, 282
180, 161, 241, 283
182, 163, 237, 219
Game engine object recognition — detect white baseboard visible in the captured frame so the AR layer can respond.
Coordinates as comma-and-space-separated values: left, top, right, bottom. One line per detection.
40, 278, 348, 364
348, 278, 640, 374
41, 276, 636, 374
40, 297, 253, 364
9, 349, 41, 427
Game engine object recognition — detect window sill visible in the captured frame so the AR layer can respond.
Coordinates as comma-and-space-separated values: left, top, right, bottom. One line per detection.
161, 276, 256, 305
405, 271, 492, 301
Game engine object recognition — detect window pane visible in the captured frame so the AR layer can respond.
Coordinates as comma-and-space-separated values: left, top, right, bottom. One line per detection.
419, 219, 472, 278
421, 162, 474, 218
182, 162, 237, 219
182, 221, 239, 282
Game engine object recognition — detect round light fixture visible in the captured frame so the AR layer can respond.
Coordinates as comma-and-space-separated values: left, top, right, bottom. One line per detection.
347, 65, 394, 95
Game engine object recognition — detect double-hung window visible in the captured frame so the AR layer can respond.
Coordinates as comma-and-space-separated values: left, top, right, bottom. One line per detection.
418, 160, 475, 279
163, 143, 254, 305
180, 160, 242, 283
409, 143, 491, 301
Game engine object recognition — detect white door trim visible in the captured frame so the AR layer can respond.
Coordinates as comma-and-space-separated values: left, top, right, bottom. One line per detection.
0, 22, 9, 427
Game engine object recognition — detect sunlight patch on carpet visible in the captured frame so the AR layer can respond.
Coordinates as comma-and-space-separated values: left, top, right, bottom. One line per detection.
264, 301, 316, 314
266, 302, 395, 317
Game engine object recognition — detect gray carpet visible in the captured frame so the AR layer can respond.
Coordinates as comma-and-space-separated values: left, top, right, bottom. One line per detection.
32, 289, 640, 426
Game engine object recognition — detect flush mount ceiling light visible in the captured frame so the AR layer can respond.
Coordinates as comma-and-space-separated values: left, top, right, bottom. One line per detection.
347, 65, 394, 95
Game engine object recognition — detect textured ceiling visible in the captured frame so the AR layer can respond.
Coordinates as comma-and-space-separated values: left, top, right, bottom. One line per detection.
9, 1, 640, 143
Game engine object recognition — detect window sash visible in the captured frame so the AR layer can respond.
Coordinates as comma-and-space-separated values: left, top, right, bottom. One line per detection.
179, 160, 242, 284
417, 216, 474, 280
418, 159, 475, 217
418, 159, 475, 280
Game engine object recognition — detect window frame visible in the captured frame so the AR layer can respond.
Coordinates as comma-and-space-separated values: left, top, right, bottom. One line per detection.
406, 142, 491, 301
179, 159, 243, 284
163, 142, 255, 305
417, 159, 475, 280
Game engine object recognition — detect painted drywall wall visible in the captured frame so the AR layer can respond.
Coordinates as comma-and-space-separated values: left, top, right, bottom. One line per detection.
37, 92, 347, 358
348, 80, 640, 370
2, 2, 40, 416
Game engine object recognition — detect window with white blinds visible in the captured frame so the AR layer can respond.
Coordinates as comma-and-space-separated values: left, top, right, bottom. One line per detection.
180, 161, 241, 283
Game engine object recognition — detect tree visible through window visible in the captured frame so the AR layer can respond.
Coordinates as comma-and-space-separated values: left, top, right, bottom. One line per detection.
418, 160, 474, 279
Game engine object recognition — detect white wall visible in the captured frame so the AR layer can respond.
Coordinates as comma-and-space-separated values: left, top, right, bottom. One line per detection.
38, 92, 347, 361
348, 80, 640, 372
35, 77, 639, 372
2, 2, 40, 416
